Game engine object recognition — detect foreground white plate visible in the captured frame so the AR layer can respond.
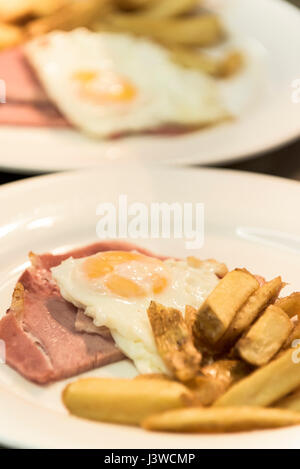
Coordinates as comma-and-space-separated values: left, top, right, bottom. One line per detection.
0, 0, 299, 173
0, 166, 300, 449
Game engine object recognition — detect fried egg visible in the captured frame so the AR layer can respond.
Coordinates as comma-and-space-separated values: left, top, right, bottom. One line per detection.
25, 29, 228, 138
51, 250, 220, 374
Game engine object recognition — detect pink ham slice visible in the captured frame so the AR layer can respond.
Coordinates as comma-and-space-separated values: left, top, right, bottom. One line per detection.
0, 47, 69, 127
0, 47, 196, 135
0, 241, 164, 385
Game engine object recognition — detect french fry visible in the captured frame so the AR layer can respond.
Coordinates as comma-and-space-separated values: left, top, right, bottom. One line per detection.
236, 305, 293, 367
98, 14, 224, 47
216, 277, 283, 352
147, 301, 201, 382
142, 406, 300, 433
214, 346, 300, 408
116, 0, 155, 11
63, 377, 192, 425
170, 47, 244, 78
202, 360, 251, 385
277, 389, 300, 412
31, 0, 72, 17
276, 293, 300, 318
193, 269, 259, 345
27, 0, 109, 37
187, 257, 228, 278
134, 373, 172, 381
283, 321, 300, 350
144, 0, 199, 18
0, 23, 24, 51
0, 0, 33, 22
187, 361, 250, 406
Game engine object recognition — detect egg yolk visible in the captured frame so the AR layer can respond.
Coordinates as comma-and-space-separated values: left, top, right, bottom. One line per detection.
82, 251, 168, 298
73, 70, 137, 103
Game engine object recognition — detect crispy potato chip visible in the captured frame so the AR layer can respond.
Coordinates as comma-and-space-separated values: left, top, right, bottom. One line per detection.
236, 305, 293, 367
98, 13, 224, 47
194, 269, 259, 345
277, 389, 300, 412
187, 360, 251, 406
144, 0, 199, 18
170, 47, 244, 78
214, 346, 300, 408
63, 377, 192, 425
147, 301, 202, 382
283, 321, 300, 350
216, 276, 283, 352
27, 0, 109, 36
0, 0, 33, 22
276, 293, 300, 318
142, 406, 300, 433
0, 23, 24, 50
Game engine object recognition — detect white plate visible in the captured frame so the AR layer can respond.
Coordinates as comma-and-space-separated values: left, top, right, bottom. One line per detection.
0, 166, 300, 449
0, 0, 299, 173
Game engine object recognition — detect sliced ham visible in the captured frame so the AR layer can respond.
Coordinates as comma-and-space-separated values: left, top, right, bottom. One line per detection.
0, 46, 69, 127
0, 241, 164, 385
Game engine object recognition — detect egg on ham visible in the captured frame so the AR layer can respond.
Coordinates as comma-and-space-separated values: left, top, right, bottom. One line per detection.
25, 29, 228, 138
51, 250, 220, 374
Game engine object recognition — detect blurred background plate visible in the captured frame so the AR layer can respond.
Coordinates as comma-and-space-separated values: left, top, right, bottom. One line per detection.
0, 166, 300, 448
0, 0, 299, 173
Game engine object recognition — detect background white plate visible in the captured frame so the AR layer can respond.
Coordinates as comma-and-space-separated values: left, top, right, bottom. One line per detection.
0, 166, 300, 449
0, 0, 299, 173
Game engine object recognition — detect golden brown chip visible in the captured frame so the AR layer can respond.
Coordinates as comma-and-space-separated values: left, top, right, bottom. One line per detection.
193, 269, 259, 345
147, 301, 202, 382
63, 377, 192, 425
236, 305, 293, 367
142, 406, 300, 433
214, 345, 300, 408
216, 276, 283, 352
27, 0, 109, 36
276, 293, 300, 318
98, 13, 224, 47
0, 23, 24, 50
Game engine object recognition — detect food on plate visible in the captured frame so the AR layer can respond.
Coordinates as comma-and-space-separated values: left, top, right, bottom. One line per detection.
216, 276, 283, 352
96, 13, 223, 47
24, 29, 228, 138
0, 0, 246, 139
0, 23, 24, 50
193, 269, 259, 345
276, 293, 300, 318
0, 241, 163, 384
236, 305, 293, 367
277, 390, 300, 412
63, 377, 194, 425
214, 346, 300, 408
186, 360, 251, 406
51, 249, 221, 374
141, 406, 300, 433
147, 301, 202, 382
27, 0, 109, 37
2, 239, 300, 434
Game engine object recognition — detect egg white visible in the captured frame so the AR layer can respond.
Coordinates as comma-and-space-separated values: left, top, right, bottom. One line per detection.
51, 254, 219, 374
25, 29, 228, 138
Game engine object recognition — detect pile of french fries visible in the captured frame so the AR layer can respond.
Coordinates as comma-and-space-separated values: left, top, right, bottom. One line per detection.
63, 263, 300, 434
0, 0, 243, 78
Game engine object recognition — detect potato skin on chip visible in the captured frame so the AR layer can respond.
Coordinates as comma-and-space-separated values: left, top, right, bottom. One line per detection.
63, 377, 193, 425
142, 406, 300, 433
147, 301, 202, 382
